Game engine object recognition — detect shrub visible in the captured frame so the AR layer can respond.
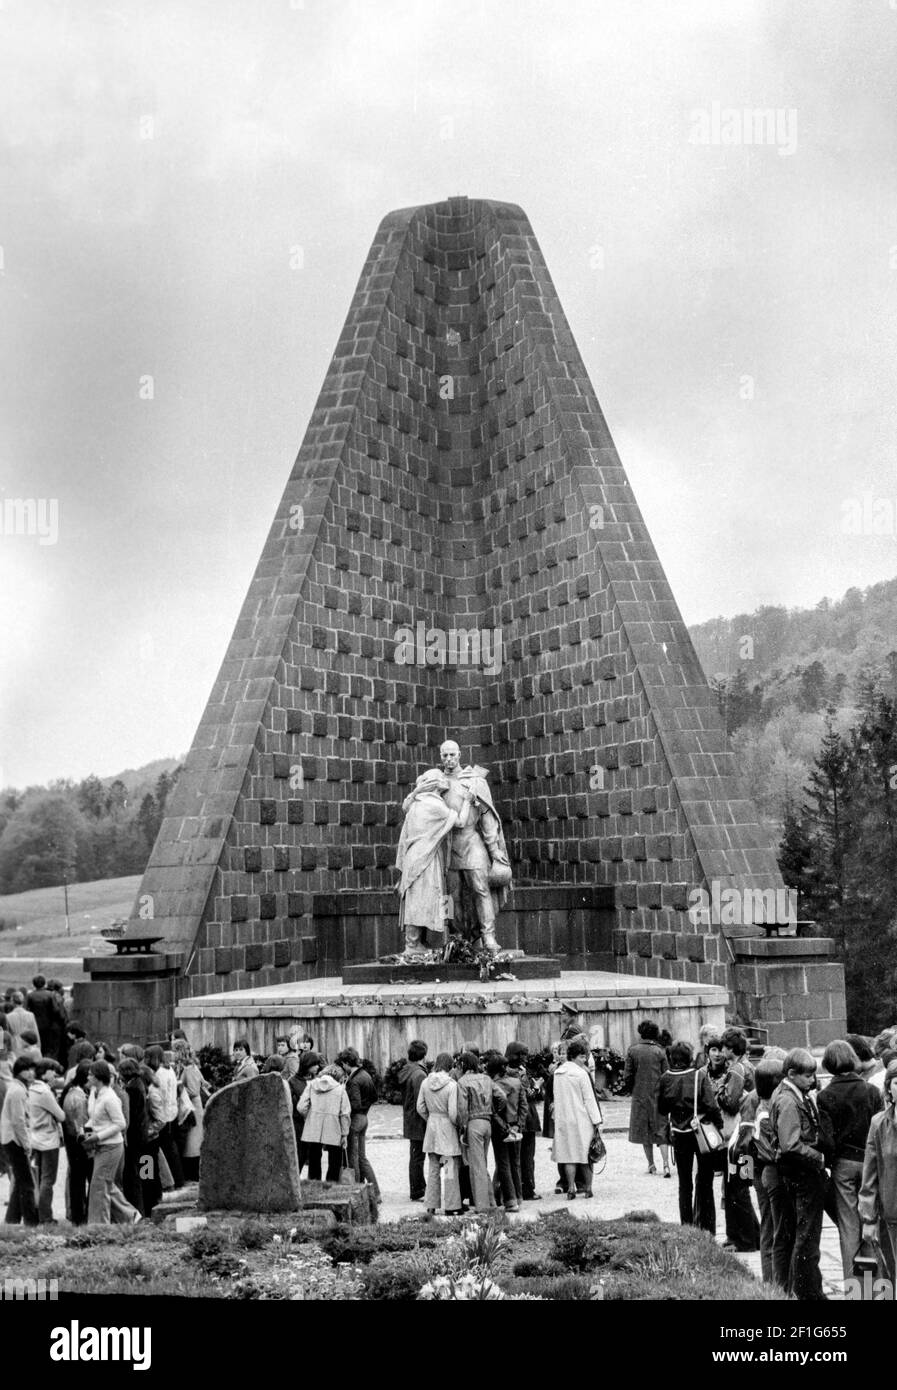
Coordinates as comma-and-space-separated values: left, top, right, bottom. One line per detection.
187, 1229, 229, 1260
321, 1225, 438, 1266
512, 1257, 567, 1279
197, 1252, 244, 1280
64, 1228, 125, 1249
621, 1209, 661, 1224
380, 1059, 407, 1105
547, 1220, 612, 1272
196, 1044, 234, 1094
523, 1047, 555, 1082
235, 1220, 269, 1251
109, 1250, 156, 1283
501, 1273, 598, 1300
359, 1253, 425, 1301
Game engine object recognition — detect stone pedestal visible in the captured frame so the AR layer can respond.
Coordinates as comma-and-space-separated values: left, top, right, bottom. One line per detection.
731, 936, 847, 1049
343, 956, 562, 985
71, 941, 186, 1048
178, 969, 729, 1073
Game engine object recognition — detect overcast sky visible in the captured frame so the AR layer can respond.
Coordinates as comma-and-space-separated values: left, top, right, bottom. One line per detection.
1, 0, 896, 789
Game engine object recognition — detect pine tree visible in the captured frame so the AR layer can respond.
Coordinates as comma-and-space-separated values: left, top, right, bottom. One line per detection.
777, 798, 817, 919
804, 709, 852, 936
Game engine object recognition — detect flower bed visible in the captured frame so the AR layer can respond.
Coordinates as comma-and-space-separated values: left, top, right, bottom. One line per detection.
0, 1211, 773, 1302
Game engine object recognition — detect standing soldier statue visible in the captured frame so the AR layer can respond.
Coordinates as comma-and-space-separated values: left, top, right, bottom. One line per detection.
438, 739, 512, 956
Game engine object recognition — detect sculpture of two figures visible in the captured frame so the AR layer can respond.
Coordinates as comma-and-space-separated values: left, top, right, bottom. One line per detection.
394, 740, 512, 961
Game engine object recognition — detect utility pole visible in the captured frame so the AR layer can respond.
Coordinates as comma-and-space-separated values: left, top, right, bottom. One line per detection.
63, 873, 70, 937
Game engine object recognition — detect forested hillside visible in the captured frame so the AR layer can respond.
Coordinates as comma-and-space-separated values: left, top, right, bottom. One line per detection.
0, 760, 182, 897
690, 578, 897, 1029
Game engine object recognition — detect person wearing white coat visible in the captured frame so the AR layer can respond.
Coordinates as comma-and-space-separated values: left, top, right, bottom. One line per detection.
550, 1039, 602, 1199
416, 1053, 463, 1214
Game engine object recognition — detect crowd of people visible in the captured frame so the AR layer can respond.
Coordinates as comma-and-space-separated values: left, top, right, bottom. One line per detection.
623, 1018, 897, 1300
0, 979, 210, 1227
4, 974, 897, 1302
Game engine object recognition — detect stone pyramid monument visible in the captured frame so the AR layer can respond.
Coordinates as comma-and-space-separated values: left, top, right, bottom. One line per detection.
76, 198, 845, 1048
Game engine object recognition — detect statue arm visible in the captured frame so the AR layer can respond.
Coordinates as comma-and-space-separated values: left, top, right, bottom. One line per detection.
477, 805, 506, 861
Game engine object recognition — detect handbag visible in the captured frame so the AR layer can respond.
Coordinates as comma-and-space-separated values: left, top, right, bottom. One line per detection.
691, 1069, 724, 1155
339, 1141, 355, 1187
588, 1131, 607, 1165
588, 1097, 606, 1170
177, 1087, 196, 1129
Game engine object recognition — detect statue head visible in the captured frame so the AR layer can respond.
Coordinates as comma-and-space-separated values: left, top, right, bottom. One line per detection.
402, 768, 449, 813
416, 769, 449, 795
440, 739, 461, 773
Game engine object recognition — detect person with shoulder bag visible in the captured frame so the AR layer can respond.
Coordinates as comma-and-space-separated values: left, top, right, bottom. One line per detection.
658, 1040, 722, 1233
172, 1041, 204, 1181
551, 1039, 602, 1199
719, 1028, 760, 1253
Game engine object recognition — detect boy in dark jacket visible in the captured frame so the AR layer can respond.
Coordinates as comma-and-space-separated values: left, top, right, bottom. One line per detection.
486, 1054, 526, 1211
505, 1042, 541, 1200
398, 1040, 428, 1200
337, 1047, 381, 1201
769, 1048, 827, 1301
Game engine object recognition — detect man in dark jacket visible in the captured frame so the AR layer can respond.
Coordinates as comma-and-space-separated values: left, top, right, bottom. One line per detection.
769, 1048, 827, 1301
27, 977, 67, 1063
398, 1040, 428, 1201
505, 1042, 541, 1200
337, 1047, 381, 1202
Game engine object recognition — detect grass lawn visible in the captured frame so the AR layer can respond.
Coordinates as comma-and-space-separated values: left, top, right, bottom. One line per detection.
0, 1209, 781, 1301
0, 876, 141, 979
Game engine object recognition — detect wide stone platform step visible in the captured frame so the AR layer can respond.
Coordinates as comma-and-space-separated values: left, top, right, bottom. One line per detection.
343, 955, 562, 985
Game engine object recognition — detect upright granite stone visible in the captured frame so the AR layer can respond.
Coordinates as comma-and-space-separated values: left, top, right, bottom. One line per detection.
199, 1073, 302, 1212
77, 194, 846, 1048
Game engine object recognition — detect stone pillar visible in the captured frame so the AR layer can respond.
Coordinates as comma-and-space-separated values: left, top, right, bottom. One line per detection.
731, 937, 847, 1049
72, 942, 186, 1048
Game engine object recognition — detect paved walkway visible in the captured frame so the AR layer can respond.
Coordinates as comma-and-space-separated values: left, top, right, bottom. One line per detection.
0, 1099, 846, 1298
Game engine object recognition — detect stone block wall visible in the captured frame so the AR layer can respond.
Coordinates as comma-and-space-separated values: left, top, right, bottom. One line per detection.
732, 938, 847, 1049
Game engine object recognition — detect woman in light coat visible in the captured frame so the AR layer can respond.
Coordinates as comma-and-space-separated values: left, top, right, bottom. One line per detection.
551, 1039, 602, 1199
395, 770, 472, 957
173, 1041, 204, 1180
416, 1052, 463, 1215
297, 1063, 351, 1181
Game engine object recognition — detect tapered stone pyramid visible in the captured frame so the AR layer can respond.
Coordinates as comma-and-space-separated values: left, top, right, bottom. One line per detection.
126, 196, 790, 1007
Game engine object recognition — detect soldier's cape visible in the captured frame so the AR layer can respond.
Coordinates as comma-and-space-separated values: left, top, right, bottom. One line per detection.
450, 767, 506, 872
